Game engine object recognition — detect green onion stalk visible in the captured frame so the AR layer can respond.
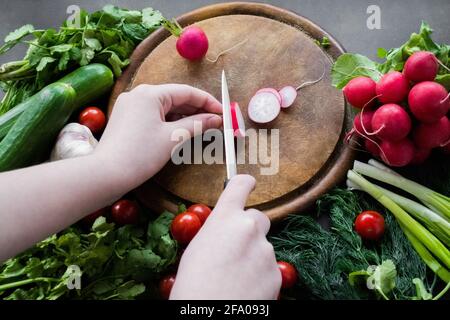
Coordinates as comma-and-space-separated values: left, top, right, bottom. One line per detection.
353, 160, 450, 219
347, 170, 450, 270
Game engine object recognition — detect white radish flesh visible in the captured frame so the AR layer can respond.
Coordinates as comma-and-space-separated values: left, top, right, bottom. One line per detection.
279, 86, 298, 108
231, 102, 246, 138
256, 88, 282, 104
248, 92, 281, 124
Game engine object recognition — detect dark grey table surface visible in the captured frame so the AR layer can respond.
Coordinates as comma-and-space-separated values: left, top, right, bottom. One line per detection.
1, 0, 449, 65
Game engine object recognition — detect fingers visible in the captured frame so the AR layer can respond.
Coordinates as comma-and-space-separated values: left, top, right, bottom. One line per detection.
170, 113, 223, 136
245, 208, 271, 235
215, 175, 256, 213
154, 84, 222, 116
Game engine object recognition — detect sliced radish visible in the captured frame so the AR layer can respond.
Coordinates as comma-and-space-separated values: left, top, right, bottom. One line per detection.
279, 86, 298, 108
230, 102, 246, 138
256, 88, 282, 105
248, 92, 281, 124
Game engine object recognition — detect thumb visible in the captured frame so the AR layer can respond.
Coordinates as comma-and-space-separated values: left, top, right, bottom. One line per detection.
171, 113, 222, 137
214, 175, 256, 214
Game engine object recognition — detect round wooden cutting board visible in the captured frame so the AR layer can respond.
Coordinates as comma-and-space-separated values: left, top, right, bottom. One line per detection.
108, 2, 355, 221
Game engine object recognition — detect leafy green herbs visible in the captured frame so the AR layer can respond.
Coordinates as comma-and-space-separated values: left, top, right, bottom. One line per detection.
349, 259, 397, 299
0, 5, 164, 115
270, 189, 429, 300
0, 212, 177, 300
331, 22, 450, 89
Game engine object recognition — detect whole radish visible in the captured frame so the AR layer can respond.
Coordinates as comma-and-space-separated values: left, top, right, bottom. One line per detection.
371, 104, 412, 141
343, 76, 377, 108
441, 143, 450, 155
376, 71, 409, 104
365, 138, 381, 158
413, 116, 450, 149
410, 148, 432, 165
380, 138, 415, 167
354, 109, 375, 135
408, 81, 450, 123
163, 20, 209, 61
404, 51, 439, 82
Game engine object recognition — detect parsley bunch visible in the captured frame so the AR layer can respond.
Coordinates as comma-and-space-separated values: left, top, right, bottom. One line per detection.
0, 212, 178, 300
0, 5, 164, 114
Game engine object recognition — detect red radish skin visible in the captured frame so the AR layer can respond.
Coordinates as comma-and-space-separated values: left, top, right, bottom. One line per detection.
256, 88, 282, 104
408, 81, 450, 123
413, 116, 450, 149
404, 51, 439, 82
176, 26, 209, 61
230, 102, 246, 138
376, 71, 410, 104
441, 143, 450, 155
410, 148, 432, 165
380, 139, 415, 167
354, 109, 375, 135
279, 86, 298, 108
343, 76, 377, 108
365, 139, 381, 158
248, 92, 281, 124
371, 104, 412, 142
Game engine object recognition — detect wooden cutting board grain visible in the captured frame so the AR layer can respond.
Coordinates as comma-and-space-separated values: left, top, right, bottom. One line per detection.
108, 2, 355, 221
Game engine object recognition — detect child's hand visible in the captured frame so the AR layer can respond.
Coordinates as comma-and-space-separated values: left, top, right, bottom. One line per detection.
170, 175, 282, 300
95, 84, 223, 188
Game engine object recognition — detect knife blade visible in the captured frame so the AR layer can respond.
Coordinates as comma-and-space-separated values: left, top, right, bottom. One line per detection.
221, 70, 237, 187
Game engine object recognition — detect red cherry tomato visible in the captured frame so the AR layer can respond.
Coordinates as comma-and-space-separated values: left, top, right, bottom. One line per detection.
111, 200, 140, 225
159, 274, 176, 299
170, 212, 202, 245
354, 210, 385, 241
277, 261, 298, 289
187, 204, 212, 225
82, 207, 108, 226
78, 106, 106, 134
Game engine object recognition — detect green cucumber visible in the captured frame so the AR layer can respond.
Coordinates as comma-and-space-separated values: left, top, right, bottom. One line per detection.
56, 63, 114, 107
0, 83, 76, 171
0, 64, 114, 140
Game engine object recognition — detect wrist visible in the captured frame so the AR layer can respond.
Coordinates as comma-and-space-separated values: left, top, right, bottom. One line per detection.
89, 152, 150, 196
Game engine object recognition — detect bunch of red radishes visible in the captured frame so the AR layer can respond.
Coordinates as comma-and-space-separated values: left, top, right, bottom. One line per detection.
344, 51, 450, 167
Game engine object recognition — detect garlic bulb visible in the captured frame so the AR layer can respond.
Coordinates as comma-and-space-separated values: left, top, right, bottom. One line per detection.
50, 123, 98, 161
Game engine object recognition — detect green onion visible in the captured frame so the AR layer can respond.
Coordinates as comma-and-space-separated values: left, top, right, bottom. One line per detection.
353, 160, 450, 219
347, 170, 450, 269
375, 186, 449, 246
348, 178, 450, 246
401, 226, 450, 283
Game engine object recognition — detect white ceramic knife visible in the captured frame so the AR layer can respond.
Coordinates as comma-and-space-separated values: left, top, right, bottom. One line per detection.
221, 70, 237, 187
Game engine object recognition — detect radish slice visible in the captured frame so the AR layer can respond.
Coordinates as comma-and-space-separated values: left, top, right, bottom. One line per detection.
248, 92, 281, 124
256, 88, 282, 105
231, 102, 246, 137
279, 86, 298, 108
